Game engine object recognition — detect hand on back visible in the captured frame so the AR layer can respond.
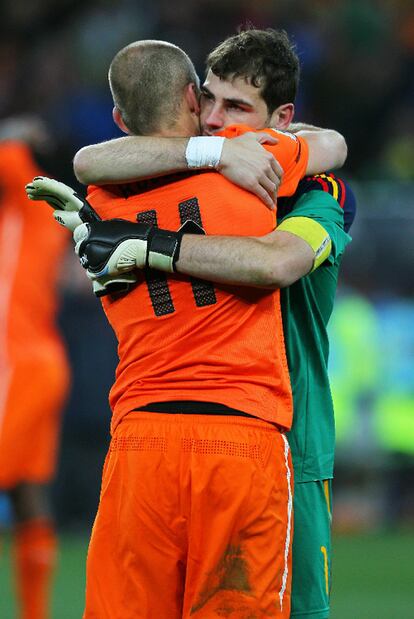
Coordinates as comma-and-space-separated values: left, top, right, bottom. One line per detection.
218, 132, 283, 210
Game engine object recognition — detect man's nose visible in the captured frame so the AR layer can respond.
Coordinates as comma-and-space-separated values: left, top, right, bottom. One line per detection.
205, 105, 224, 130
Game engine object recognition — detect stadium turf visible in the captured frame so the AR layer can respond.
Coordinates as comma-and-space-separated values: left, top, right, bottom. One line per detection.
0, 531, 412, 617
331, 531, 414, 618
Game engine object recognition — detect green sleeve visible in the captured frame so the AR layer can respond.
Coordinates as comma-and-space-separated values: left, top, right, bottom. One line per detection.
278, 190, 352, 265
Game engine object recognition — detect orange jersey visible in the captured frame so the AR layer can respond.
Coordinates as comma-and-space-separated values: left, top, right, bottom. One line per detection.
0, 142, 70, 481
220, 124, 309, 197
0, 141, 69, 374
87, 126, 308, 432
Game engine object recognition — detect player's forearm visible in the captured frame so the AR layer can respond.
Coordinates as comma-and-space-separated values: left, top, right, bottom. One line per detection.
301, 129, 347, 174
176, 231, 314, 288
73, 133, 282, 209
287, 122, 327, 133
73, 136, 190, 185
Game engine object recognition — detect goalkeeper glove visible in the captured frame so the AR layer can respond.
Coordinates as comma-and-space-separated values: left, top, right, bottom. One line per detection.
74, 218, 204, 278
92, 272, 139, 297
25, 176, 100, 230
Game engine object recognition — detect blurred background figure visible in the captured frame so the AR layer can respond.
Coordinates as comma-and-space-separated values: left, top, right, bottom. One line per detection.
0, 116, 70, 619
0, 1, 413, 618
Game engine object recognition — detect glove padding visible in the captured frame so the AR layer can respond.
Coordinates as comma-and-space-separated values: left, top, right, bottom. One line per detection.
92, 272, 139, 297
25, 176, 100, 231
74, 218, 204, 279
74, 220, 153, 277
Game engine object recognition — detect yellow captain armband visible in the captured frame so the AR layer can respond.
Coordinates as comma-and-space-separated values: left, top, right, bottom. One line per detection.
277, 216, 332, 272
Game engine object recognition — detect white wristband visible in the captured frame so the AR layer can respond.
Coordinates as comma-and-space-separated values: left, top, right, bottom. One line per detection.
185, 136, 225, 169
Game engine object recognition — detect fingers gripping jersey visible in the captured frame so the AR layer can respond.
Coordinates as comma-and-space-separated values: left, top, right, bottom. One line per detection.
221, 125, 309, 197
87, 126, 309, 432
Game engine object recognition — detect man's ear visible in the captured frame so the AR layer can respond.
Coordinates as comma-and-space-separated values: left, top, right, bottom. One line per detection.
112, 107, 130, 134
269, 103, 295, 130
185, 83, 200, 116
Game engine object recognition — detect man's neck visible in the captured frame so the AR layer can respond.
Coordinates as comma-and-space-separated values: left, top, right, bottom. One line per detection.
149, 112, 199, 138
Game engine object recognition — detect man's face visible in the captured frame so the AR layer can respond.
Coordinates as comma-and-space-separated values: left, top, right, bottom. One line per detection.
200, 69, 271, 135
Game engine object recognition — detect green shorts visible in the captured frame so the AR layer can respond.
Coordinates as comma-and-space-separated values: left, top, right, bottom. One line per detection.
291, 479, 332, 619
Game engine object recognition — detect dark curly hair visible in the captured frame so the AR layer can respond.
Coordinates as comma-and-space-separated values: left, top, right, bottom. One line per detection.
206, 28, 300, 113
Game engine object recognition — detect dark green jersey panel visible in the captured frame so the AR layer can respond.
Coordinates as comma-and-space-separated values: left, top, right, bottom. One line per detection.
278, 177, 354, 481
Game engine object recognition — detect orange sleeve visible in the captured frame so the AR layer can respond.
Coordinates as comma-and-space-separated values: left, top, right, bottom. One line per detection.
220, 125, 309, 197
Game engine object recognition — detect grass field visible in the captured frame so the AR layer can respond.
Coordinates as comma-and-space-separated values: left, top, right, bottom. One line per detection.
1, 531, 413, 618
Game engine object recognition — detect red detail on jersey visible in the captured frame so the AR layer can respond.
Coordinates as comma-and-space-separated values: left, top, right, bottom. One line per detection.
314, 176, 329, 193
335, 175, 346, 209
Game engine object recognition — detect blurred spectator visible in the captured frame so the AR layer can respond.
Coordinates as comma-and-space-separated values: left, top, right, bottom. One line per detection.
0, 116, 71, 619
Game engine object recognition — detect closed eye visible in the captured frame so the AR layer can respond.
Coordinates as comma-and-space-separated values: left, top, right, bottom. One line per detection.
227, 103, 245, 111
200, 90, 214, 102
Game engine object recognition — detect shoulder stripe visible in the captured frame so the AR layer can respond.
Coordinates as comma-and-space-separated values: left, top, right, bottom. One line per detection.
312, 175, 330, 193
310, 173, 344, 207
295, 136, 302, 163
336, 176, 346, 208
324, 175, 339, 201
315, 173, 339, 201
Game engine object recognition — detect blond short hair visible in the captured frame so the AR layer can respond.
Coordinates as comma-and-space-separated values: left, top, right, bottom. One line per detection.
109, 40, 199, 135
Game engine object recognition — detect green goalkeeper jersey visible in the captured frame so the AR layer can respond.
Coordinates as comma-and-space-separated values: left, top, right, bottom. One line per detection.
277, 174, 355, 482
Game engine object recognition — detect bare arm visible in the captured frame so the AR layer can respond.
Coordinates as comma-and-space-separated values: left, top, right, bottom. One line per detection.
74, 136, 189, 185
288, 122, 328, 133
74, 133, 283, 210
74, 126, 347, 207
298, 127, 348, 174
176, 229, 314, 288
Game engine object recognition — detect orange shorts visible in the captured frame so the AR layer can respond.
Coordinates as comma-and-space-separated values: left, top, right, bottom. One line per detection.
0, 357, 69, 489
84, 411, 293, 618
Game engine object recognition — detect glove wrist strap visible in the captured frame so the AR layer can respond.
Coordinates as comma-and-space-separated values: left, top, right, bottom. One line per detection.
147, 220, 205, 273
147, 230, 180, 273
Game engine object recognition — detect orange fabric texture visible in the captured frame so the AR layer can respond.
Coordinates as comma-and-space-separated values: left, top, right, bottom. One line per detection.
219, 125, 309, 198
14, 519, 57, 619
84, 412, 293, 619
0, 141, 70, 488
0, 358, 68, 487
87, 126, 308, 432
